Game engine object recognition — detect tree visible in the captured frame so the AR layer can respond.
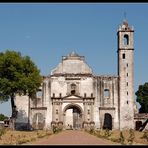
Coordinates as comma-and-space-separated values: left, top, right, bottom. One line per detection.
0, 113, 8, 121
0, 50, 42, 118
135, 82, 148, 113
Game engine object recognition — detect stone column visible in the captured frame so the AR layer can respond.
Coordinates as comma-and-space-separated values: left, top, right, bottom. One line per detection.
83, 99, 87, 121
91, 100, 94, 121
52, 101, 55, 122
44, 78, 52, 129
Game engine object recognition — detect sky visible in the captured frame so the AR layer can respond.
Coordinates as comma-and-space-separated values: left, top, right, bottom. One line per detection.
0, 3, 148, 116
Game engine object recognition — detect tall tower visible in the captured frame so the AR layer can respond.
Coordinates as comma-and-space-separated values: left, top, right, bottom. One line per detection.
117, 20, 134, 129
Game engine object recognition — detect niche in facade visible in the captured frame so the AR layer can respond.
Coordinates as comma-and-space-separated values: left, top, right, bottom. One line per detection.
71, 83, 77, 95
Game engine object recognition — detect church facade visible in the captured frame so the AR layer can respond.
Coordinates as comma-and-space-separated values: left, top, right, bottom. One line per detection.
15, 20, 137, 130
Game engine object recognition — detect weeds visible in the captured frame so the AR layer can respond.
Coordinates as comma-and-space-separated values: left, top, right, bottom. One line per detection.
141, 131, 148, 142
118, 131, 125, 145
89, 127, 95, 135
104, 129, 111, 138
0, 129, 53, 145
127, 129, 135, 145
52, 126, 62, 134
0, 128, 6, 140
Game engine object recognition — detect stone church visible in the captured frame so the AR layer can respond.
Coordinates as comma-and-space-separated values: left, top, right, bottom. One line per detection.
15, 20, 138, 130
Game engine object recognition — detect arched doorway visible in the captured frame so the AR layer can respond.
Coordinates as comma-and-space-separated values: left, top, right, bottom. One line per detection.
63, 104, 83, 130
103, 113, 112, 130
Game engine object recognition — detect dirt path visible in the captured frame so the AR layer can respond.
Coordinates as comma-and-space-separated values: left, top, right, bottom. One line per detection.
25, 130, 119, 145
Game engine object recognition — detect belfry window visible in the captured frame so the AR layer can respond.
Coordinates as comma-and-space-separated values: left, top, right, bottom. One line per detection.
124, 34, 129, 45
71, 83, 76, 95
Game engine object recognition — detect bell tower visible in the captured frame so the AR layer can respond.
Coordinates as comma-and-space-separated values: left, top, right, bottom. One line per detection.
117, 20, 134, 129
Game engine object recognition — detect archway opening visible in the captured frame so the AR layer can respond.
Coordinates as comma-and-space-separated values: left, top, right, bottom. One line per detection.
64, 104, 82, 130
103, 113, 112, 130
124, 34, 129, 45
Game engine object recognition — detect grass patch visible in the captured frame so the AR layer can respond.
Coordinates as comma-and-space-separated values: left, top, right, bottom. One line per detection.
87, 129, 148, 145
0, 128, 52, 145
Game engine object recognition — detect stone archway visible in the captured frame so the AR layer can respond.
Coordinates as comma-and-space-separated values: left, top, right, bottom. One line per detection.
63, 104, 83, 130
103, 113, 112, 130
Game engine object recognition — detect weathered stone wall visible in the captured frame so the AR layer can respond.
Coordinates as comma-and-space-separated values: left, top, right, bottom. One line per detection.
15, 95, 29, 130
30, 109, 46, 130
96, 76, 119, 129
15, 95, 29, 123
118, 21, 135, 129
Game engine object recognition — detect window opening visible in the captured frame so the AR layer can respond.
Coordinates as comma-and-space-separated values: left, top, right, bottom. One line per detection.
122, 53, 125, 59
104, 89, 109, 98
124, 34, 129, 45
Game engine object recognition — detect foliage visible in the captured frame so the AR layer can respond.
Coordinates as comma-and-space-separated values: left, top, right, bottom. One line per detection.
104, 129, 111, 138
118, 131, 125, 145
0, 128, 6, 140
0, 114, 8, 121
0, 50, 42, 117
141, 131, 148, 142
135, 82, 148, 113
52, 125, 62, 134
89, 127, 95, 134
87, 129, 148, 145
0, 129, 52, 145
127, 129, 135, 145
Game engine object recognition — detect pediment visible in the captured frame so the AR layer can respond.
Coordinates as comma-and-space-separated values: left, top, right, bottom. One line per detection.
63, 94, 83, 100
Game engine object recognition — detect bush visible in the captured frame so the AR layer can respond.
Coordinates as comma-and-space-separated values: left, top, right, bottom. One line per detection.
89, 127, 95, 134
95, 130, 101, 137
52, 126, 62, 134
127, 129, 135, 144
104, 129, 111, 138
118, 131, 125, 145
141, 131, 148, 142
0, 128, 6, 139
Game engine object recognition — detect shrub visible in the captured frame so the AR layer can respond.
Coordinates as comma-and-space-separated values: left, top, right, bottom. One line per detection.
141, 131, 148, 142
110, 138, 120, 143
52, 126, 62, 134
0, 128, 6, 140
118, 131, 125, 145
89, 127, 95, 135
127, 129, 135, 145
95, 130, 101, 137
104, 129, 111, 138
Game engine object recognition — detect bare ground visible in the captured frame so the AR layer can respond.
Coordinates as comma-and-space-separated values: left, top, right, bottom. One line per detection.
25, 130, 120, 145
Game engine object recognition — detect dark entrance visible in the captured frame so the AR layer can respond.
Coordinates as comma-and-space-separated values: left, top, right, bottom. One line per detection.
103, 113, 112, 130
135, 121, 142, 131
